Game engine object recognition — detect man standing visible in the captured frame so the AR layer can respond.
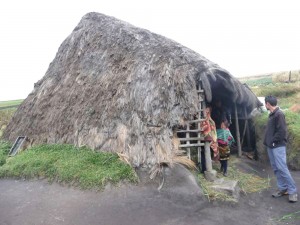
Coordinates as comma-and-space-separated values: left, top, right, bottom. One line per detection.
264, 96, 297, 203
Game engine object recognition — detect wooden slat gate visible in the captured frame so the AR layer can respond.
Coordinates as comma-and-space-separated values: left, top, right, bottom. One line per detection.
176, 80, 206, 165
175, 80, 217, 181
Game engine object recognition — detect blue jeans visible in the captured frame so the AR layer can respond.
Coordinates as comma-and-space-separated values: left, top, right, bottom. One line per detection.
267, 146, 297, 194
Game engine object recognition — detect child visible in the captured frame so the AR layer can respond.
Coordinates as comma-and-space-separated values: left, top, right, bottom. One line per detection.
216, 120, 234, 176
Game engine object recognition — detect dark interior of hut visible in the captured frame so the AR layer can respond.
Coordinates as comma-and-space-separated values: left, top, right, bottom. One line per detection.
175, 79, 258, 167
209, 81, 257, 160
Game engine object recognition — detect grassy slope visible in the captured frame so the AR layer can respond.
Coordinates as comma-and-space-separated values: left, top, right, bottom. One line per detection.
0, 107, 18, 137
0, 142, 137, 190
0, 99, 22, 136
242, 77, 300, 169
0, 141, 10, 166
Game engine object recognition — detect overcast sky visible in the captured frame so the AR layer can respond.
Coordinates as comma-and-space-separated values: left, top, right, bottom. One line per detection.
0, 0, 299, 101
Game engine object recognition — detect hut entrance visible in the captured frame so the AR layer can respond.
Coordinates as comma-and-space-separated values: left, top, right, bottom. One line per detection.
175, 80, 259, 181
176, 80, 217, 181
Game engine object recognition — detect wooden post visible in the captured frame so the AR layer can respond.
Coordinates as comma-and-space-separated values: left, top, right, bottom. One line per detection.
204, 141, 212, 171
197, 82, 205, 166
241, 119, 248, 146
197, 103, 202, 165
186, 123, 191, 159
234, 103, 242, 157
241, 107, 248, 146
245, 109, 251, 149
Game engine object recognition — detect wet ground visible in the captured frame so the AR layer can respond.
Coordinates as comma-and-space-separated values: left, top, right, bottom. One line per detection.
0, 158, 299, 225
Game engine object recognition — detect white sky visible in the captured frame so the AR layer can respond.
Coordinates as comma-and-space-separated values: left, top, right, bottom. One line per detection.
0, 0, 299, 101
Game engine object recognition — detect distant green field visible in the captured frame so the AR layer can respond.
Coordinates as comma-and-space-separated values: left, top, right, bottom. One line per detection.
0, 99, 23, 110
239, 75, 273, 86
243, 77, 273, 86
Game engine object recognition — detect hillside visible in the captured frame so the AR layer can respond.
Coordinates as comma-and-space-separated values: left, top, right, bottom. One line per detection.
0, 99, 23, 137
239, 69, 300, 85
239, 73, 300, 170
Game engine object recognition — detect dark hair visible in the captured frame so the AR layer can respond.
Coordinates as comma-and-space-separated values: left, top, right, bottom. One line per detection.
265, 96, 277, 106
223, 120, 229, 128
215, 117, 228, 129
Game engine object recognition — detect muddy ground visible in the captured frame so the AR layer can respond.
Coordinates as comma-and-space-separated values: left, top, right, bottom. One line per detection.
0, 157, 299, 225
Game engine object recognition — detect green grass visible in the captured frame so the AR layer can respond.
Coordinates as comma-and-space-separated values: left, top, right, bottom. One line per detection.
0, 108, 16, 137
250, 80, 300, 169
0, 140, 11, 166
0, 99, 20, 137
276, 211, 300, 223
285, 111, 300, 166
254, 110, 300, 169
254, 111, 268, 127
0, 99, 24, 108
250, 82, 300, 109
242, 77, 273, 86
252, 83, 300, 98
285, 110, 300, 143
0, 143, 137, 190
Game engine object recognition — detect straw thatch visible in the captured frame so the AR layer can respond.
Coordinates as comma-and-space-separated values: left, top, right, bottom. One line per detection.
4, 12, 261, 169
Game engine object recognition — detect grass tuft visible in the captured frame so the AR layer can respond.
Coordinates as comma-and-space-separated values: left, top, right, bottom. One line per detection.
225, 164, 270, 194
0, 140, 11, 166
198, 158, 270, 202
0, 108, 16, 137
276, 211, 300, 223
198, 173, 237, 202
0, 143, 137, 190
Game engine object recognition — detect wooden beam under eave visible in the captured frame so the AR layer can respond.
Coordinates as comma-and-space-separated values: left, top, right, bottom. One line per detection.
234, 103, 242, 157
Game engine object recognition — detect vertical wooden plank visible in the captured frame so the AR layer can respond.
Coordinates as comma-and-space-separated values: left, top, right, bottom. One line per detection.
245, 112, 251, 149
197, 84, 202, 164
234, 103, 242, 157
186, 123, 191, 159
204, 141, 212, 171
241, 119, 248, 147
197, 121, 202, 164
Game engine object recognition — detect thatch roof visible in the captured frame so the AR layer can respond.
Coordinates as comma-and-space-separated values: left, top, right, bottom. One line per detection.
4, 12, 261, 169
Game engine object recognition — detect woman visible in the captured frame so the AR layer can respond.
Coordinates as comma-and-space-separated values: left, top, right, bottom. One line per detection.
200, 106, 218, 173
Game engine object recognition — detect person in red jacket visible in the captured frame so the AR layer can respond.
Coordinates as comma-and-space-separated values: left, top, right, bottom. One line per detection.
264, 95, 297, 203
200, 106, 218, 173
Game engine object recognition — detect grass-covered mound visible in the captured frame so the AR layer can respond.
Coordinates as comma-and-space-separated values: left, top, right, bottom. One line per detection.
0, 140, 10, 166
250, 80, 300, 170
0, 108, 17, 137
0, 142, 137, 190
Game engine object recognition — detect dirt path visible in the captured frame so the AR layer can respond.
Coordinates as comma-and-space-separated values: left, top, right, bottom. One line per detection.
0, 159, 299, 225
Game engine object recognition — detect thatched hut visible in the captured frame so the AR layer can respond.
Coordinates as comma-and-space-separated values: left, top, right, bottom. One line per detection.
4, 12, 261, 171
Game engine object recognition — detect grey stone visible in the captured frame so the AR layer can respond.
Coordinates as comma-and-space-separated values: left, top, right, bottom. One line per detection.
211, 179, 240, 199
204, 169, 217, 182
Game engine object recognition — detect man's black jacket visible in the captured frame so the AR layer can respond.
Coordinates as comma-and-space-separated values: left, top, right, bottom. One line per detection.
263, 107, 287, 148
